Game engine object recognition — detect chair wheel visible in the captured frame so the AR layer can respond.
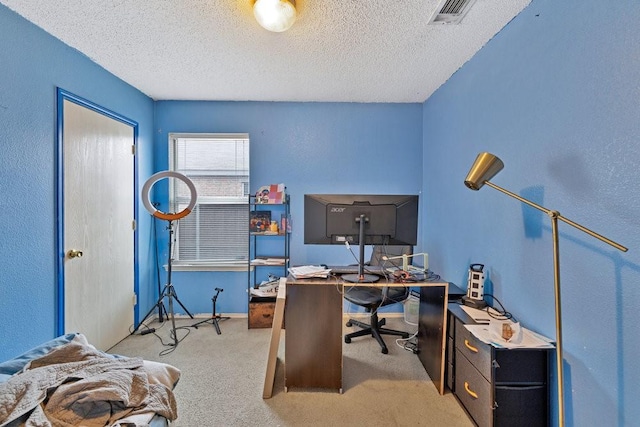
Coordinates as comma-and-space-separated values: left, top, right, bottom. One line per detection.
401, 332, 409, 339
346, 321, 353, 327
345, 337, 352, 343
381, 347, 388, 354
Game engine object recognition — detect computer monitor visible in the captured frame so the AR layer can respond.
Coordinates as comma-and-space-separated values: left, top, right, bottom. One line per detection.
304, 194, 419, 283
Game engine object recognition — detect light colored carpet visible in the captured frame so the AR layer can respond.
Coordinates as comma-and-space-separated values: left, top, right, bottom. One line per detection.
110, 315, 473, 427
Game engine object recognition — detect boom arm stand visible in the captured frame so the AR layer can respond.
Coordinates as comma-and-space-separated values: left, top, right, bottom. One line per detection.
191, 287, 230, 335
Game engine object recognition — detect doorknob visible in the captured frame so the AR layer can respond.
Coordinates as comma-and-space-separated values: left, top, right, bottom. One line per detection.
67, 249, 83, 259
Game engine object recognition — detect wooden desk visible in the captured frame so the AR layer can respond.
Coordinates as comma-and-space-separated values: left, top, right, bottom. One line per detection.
285, 277, 344, 392
263, 276, 450, 397
262, 278, 287, 398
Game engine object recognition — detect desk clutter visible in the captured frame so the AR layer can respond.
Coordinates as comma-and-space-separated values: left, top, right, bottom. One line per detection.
459, 305, 554, 349
287, 264, 441, 282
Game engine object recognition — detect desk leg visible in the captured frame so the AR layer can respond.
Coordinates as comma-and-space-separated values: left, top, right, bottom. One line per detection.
417, 283, 449, 395
262, 278, 286, 399
285, 282, 342, 391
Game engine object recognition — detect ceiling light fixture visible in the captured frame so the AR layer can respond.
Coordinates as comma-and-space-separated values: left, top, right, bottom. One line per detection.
253, 0, 296, 32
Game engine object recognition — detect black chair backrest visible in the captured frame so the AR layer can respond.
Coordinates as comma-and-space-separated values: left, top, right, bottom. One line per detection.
369, 245, 413, 268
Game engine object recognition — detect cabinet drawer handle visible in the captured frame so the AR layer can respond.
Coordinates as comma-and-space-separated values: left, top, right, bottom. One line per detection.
464, 381, 479, 399
464, 339, 478, 353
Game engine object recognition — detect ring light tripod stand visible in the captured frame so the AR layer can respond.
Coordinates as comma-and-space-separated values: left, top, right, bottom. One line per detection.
133, 171, 197, 347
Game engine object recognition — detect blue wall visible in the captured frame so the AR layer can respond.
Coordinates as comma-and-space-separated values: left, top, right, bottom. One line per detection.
423, 0, 640, 425
0, 5, 156, 360
152, 101, 423, 315
2, 0, 639, 424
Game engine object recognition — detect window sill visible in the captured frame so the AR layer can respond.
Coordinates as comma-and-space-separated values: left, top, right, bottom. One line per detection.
166, 263, 248, 272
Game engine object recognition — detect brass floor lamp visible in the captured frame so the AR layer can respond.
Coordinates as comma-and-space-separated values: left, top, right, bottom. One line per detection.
464, 152, 628, 427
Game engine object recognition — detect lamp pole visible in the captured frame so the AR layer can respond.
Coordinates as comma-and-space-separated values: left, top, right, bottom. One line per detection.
483, 180, 627, 427
549, 210, 565, 426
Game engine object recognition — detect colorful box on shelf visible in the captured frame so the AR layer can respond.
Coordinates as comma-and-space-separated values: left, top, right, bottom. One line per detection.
255, 183, 285, 204
249, 211, 271, 232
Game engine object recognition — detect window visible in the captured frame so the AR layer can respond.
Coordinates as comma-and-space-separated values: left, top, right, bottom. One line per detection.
169, 133, 249, 267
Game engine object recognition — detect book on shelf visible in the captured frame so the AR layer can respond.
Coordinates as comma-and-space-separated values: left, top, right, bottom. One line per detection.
280, 213, 292, 234
249, 211, 271, 232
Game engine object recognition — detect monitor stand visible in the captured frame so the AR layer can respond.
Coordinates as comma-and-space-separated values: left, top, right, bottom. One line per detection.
341, 214, 379, 284
341, 272, 379, 283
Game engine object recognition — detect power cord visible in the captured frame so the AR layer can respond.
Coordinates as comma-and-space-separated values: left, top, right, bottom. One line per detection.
459, 293, 518, 324
159, 325, 191, 356
127, 315, 191, 357
396, 330, 419, 354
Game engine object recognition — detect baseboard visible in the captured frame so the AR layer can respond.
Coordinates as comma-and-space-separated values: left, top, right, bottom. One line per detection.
144, 312, 405, 321
144, 313, 248, 321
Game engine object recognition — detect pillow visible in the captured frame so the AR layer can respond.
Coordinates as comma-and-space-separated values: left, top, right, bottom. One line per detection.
0, 333, 78, 375
142, 360, 181, 389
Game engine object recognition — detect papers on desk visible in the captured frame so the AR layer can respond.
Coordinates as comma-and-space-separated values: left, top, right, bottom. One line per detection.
288, 265, 331, 279
460, 305, 555, 349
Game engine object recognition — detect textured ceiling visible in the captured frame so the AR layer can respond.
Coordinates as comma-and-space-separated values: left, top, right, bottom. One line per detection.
1, 0, 531, 103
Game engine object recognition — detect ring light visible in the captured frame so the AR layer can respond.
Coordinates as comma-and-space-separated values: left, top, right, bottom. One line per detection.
142, 171, 197, 221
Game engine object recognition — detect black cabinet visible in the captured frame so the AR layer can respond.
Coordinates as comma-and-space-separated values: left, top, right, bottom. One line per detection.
247, 194, 290, 328
448, 303, 550, 427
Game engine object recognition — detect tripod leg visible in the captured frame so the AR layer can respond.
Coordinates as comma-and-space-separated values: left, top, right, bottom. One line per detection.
211, 289, 229, 335
167, 292, 178, 347
212, 317, 222, 335
132, 284, 169, 334
159, 302, 169, 323
170, 287, 195, 319
191, 317, 211, 329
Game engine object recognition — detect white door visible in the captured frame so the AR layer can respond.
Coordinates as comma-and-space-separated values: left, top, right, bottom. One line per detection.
61, 97, 135, 351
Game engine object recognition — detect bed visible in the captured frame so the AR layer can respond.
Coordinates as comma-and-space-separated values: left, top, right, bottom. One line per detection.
0, 332, 179, 427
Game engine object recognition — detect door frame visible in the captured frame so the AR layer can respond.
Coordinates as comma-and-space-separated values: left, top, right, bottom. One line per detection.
55, 88, 140, 336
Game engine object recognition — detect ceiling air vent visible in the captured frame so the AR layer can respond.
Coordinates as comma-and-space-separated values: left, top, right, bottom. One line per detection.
428, 0, 478, 25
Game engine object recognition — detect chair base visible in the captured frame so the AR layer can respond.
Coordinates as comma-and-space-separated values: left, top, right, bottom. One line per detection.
345, 312, 409, 354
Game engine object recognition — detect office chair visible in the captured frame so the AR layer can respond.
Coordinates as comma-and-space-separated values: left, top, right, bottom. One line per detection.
343, 245, 412, 354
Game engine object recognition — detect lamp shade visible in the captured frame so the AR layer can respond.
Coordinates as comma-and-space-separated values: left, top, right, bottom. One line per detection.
254, 0, 296, 32
464, 152, 504, 190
